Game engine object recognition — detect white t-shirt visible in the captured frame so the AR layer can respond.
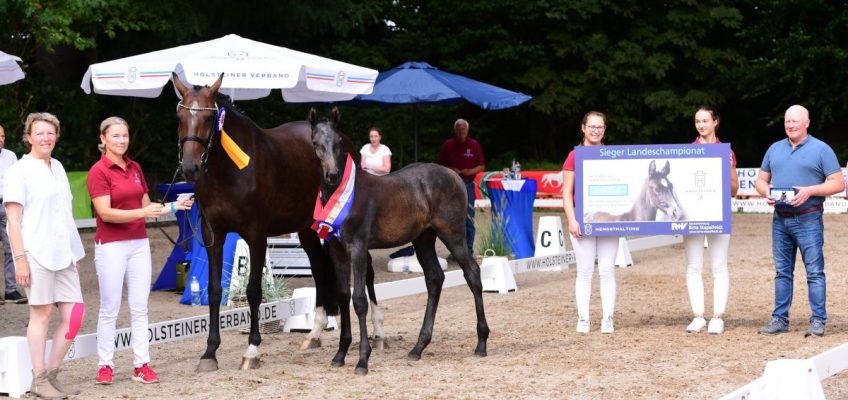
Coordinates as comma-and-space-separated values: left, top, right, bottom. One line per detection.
359, 144, 392, 176
4, 154, 85, 270
0, 148, 18, 197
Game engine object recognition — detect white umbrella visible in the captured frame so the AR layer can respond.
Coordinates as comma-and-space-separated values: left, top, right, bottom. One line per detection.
0, 50, 25, 85
80, 34, 377, 102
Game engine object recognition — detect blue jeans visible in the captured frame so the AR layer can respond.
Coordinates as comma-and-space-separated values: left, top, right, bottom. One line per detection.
464, 179, 476, 252
771, 210, 826, 324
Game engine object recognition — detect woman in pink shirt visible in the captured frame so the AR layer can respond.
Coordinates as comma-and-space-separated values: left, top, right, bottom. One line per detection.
562, 111, 620, 334
87, 117, 194, 385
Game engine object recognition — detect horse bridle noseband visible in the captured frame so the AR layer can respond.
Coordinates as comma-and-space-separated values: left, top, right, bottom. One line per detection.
176, 101, 219, 166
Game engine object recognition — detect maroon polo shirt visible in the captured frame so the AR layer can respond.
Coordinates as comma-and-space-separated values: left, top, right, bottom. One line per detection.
436, 137, 485, 181
87, 154, 149, 244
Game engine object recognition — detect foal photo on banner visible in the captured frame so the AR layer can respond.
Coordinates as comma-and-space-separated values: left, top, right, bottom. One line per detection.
575, 144, 732, 236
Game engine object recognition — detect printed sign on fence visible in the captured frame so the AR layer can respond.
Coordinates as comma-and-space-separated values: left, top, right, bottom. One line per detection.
575, 144, 731, 236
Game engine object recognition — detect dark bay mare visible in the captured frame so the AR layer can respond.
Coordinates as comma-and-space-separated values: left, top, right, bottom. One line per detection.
586, 160, 687, 222
309, 108, 489, 375
173, 75, 383, 371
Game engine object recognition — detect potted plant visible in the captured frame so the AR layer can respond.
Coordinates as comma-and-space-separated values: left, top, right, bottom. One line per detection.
227, 240, 290, 334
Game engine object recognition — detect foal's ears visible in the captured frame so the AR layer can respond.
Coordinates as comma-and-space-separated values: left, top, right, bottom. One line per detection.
648, 160, 671, 176
331, 107, 341, 125
308, 108, 318, 126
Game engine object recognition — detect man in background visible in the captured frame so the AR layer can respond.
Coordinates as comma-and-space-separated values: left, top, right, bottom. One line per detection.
437, 119, 485, 258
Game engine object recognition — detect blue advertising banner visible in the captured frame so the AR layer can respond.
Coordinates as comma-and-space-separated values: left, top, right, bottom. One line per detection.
575, 144, 731, 236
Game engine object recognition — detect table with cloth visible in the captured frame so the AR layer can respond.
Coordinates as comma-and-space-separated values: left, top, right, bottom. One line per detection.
485, 179, 537, 259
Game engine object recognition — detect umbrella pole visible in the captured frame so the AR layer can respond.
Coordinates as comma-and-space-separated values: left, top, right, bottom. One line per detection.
413, 104, 419, 162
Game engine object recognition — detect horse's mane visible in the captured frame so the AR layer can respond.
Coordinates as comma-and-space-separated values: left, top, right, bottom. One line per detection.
213, 92, 246, 115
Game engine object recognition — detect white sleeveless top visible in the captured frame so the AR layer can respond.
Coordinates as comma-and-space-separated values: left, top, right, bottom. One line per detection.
359, 144, 392, 176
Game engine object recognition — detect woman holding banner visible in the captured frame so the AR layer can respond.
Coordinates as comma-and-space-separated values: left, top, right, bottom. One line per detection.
87, 117, 194, 385
683, 106, 738, 334
562, 111, 620, 334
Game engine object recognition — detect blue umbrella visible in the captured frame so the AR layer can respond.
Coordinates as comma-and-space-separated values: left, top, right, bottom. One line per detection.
353, 61, 532, 161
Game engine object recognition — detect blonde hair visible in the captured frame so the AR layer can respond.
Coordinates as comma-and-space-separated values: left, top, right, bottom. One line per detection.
98, 116, 129, 153
23, 112, 61, 149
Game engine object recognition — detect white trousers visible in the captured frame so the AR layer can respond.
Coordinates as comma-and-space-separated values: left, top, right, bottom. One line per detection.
571, 235, 619, 320
95, 239, 152, 368
683, 234, 730, 316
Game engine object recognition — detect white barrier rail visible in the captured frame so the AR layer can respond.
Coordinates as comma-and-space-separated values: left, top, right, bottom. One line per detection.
0, 296, 311, 398
720, 342, 848, 400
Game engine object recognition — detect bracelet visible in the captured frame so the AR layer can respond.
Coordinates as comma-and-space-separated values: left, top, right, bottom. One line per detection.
170, 202, 177, 213
13, 251, 28, 260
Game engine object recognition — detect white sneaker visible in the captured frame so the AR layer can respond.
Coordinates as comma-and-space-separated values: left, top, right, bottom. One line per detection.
707, 317, 724, 334
576, 317, 590, 333
601, 316, 614, 334
686, 317, 707, 333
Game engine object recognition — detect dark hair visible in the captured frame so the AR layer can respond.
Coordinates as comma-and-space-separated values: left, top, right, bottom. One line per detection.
368, 127, 382, 137
695, 105, 720, 134
578, 111, 607, 144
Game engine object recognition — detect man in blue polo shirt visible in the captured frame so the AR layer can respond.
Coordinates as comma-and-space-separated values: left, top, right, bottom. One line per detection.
755, 105, 844, 337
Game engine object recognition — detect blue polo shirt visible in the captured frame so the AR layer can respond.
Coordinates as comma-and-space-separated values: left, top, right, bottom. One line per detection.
760, 134, 840, 211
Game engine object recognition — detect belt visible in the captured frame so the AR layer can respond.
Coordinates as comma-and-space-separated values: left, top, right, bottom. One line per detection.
776, 204, 823, 218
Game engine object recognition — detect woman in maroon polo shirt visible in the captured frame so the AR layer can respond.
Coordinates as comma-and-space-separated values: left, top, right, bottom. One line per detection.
86, 116, 194, 385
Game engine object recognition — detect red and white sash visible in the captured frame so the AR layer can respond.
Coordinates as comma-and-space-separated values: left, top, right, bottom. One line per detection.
311, 154, 356, 239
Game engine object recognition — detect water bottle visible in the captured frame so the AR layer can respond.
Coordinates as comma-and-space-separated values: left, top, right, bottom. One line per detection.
190, 276, 201, 307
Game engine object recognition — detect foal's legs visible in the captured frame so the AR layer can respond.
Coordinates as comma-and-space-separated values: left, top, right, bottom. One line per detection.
350, 242, 373, 375
299, 229, 334, 350
328, 242, 353, 368
408, 229, 445, 361
366, 252, 388, 349
443, 237, 489, 357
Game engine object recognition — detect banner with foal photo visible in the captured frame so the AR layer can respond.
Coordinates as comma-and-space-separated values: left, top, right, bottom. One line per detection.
575, 144, 732, 236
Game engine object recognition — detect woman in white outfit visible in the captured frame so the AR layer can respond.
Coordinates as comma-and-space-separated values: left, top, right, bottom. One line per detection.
5, 112, 86, 399
562, 111, 620, 334
359, 127, 392, 176
683, 106, 738, 334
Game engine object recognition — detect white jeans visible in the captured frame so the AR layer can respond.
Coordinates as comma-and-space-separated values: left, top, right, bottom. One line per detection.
571, 235, 619, 320
95, 239, 152, 368
683, 234, 730, 317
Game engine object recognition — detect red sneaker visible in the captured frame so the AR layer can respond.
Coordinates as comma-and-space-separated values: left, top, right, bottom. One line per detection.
95, 366, 113, 385
132, 364, 160, 384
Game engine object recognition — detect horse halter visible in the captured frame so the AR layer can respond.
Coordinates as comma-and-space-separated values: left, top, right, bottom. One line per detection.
176, 101, 219, 165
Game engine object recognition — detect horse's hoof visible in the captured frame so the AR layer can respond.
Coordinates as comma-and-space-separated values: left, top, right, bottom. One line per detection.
300, 338, 321, 350
240, 357, 261, 370
331, 360, 345, 368
407, 352, 421, 361
355, 367, 368, 376
196, 359, 219, 372
475, 350, 487, 358
372, 336, 389, 350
